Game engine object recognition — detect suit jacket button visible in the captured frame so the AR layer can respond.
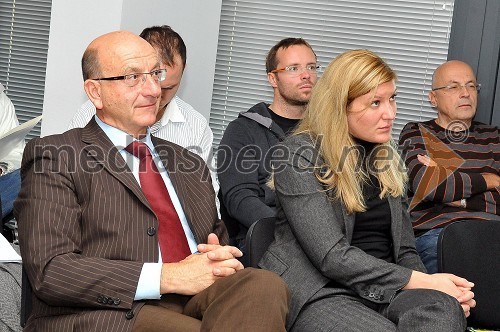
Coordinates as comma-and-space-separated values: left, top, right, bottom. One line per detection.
379, 294, 384, 301
97, 295, 103, 303
125, 310, 134, 320
147, 226, 156, 236
114, 298, 121, 305
107, 298, 114, 305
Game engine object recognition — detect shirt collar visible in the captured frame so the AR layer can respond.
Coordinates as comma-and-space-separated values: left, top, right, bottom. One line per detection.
160, 97, 186, 125
94, 115, 155, 152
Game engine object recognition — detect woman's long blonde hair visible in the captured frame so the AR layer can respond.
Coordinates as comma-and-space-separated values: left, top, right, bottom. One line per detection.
295, 49, 407, 213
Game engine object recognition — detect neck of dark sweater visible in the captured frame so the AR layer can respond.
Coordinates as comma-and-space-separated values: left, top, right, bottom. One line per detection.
353, 137, 377, 160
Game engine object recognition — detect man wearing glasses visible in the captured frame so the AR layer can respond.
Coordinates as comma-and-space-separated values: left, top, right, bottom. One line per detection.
399, 60, 500, 273
217, 38, 319, 252
16, 30, 288, 332
69, 25, 219, 213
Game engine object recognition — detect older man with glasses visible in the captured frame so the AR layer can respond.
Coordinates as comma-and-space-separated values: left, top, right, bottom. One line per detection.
217, 37, 319, 252
398, 60, 500, 273
15, 30, 289, 332
69, 25, 220, 214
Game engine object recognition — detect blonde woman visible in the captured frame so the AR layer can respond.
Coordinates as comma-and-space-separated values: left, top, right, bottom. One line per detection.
260, 49, 475, 331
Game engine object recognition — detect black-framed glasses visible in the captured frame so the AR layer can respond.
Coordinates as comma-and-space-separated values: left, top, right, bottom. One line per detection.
93, 69, 167, 87
431, 82, 481, 94
270, 64, 321, 77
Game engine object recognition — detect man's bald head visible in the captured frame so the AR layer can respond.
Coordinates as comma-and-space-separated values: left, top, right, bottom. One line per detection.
82, 31, 158, 81
431, 60, 475, 88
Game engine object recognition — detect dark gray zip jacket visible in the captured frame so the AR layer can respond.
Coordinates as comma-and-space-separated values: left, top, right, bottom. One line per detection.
217, 102, 285, 240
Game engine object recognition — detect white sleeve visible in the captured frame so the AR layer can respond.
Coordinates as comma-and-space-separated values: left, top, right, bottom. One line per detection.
200, 124, 221, 216
0, 91, 23, 173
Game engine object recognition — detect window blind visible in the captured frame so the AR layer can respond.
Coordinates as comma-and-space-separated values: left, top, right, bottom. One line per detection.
209, 0, 455, 146
0, 0, 52, 139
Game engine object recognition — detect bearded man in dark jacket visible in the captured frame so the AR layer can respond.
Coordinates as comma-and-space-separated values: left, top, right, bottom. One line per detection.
217, 38, 319, 251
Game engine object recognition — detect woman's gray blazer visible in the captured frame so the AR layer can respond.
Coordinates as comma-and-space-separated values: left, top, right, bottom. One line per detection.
259, 134, 426, 329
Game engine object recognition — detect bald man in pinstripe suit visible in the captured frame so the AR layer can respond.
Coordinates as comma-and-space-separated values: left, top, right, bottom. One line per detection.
15, 30, 288, 332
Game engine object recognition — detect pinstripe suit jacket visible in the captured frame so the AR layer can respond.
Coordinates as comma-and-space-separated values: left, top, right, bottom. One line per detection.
259, 134, 426, 330
15, 119, 227, 332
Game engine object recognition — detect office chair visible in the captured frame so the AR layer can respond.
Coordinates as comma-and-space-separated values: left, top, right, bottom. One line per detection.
438, 220, 500, 330
244, 217, 276, 268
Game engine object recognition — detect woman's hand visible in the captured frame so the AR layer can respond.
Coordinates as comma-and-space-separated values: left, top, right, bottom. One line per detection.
404, 271, 475, 316
457, 286, 476, 317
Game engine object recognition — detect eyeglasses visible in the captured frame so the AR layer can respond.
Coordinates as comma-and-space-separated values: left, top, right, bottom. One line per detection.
93, 69, 167, 87
270, 64, 321, 77
431, 82, 481, 93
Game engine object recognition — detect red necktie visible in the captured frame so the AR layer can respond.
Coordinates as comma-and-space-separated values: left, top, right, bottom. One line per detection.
126, 141, 191, 263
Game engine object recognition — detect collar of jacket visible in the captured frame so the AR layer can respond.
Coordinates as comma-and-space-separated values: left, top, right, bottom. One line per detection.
239, 102, 286, 140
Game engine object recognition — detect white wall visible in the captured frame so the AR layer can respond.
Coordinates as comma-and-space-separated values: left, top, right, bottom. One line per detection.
41, 0, 123, 136
41, 0, 222, 136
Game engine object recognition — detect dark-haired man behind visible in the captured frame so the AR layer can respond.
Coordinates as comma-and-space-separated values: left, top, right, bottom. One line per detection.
217, 38, 319, 249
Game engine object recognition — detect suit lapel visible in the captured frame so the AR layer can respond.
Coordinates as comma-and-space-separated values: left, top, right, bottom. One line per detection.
389, 196, 402, 256
80, 119, 152, 211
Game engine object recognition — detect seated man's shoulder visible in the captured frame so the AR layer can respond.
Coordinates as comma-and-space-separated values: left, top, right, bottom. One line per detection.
401, 119, 434, 133
221, 103, 272, 141
399, 120, 435, 144
21, 129, 86, 172
471, 121, 499, 133
153, 136, 206, 164
80, 99, 96, 112
219, 119, 253, 146
68, 100, 97, 129
29, 128, 82, 147
175, 96, 208, 125
26, 130, 84, 161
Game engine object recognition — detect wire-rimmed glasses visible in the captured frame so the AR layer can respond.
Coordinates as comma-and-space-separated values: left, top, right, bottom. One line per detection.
431, 82, 481, 94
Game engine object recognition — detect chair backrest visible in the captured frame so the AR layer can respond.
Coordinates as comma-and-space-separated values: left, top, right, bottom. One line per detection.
20, 266, 32, 327
2, 216, 18, 244
244, 217, 276, 268
437, 220, 500, 329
